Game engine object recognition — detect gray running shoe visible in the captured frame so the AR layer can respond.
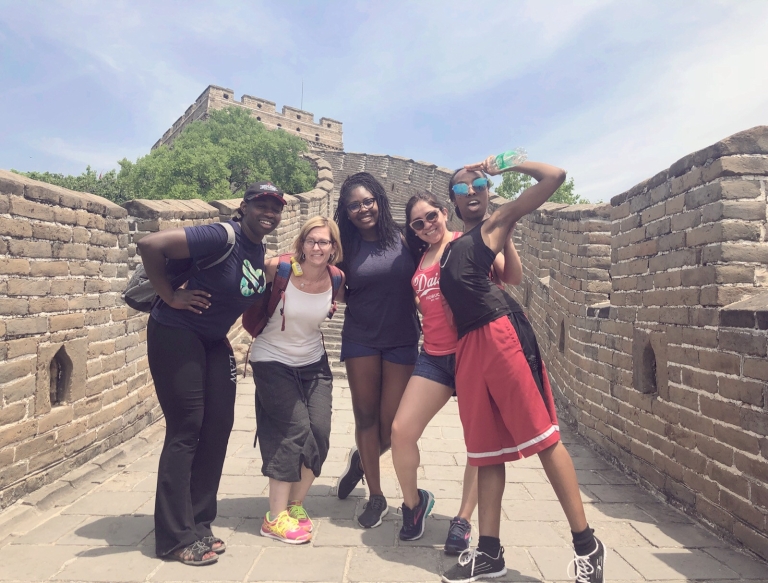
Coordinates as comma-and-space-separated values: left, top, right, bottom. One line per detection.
358, 494, 388, 528
337, 447, 364, 500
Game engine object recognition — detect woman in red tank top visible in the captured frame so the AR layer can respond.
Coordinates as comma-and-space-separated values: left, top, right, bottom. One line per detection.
390, 191, 523, 552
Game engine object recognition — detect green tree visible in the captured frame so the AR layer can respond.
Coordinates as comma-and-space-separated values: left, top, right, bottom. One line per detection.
13, 106, 317, 203
12, 166, 133, 203
495, 172, 587, 205
119, 107, 316, 201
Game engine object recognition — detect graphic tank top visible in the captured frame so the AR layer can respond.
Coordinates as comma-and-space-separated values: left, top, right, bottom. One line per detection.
411, 233, 461, 355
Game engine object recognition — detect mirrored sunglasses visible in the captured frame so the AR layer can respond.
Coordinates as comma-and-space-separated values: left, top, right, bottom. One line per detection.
452, 177, 489, 196
409, 210, 440, 231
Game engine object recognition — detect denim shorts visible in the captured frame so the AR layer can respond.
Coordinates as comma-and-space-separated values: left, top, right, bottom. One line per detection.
412, 349, 456, 390
340, 339, 419, 365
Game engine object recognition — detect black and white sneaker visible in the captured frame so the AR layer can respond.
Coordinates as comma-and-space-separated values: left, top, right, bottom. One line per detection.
568, 536, 606, 583
358, 494, 388, 528
337, 447, 364, 500
441, 547, 506, 583
399, 489, 435, 541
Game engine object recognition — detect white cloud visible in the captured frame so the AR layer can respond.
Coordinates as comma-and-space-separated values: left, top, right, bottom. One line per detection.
31, 136, 145, 170
319, 0, 612, 113
3, 0, 766, 196
0, 1, 294, 130
534, 2, 768, 202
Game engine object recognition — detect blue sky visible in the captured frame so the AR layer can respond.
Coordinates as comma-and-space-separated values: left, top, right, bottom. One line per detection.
1, 0, 766, 202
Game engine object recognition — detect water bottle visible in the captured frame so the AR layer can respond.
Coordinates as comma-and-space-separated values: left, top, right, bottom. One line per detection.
489, 148, 527, 172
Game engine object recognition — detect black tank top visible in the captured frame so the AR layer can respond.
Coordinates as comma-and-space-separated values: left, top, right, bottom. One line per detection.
439, 221, 523, 339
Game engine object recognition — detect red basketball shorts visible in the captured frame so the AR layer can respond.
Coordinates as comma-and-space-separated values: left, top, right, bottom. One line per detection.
455, 313, 560, 466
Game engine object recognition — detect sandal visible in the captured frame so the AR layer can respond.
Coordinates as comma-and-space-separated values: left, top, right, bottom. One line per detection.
201, 535, 226, 554
168, 540, 218, 566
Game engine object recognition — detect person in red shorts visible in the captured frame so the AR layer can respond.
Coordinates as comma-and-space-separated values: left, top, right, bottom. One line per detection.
439, 158, 605, 583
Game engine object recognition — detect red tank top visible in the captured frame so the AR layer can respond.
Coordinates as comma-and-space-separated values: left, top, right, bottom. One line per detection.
411, 233, 460, 355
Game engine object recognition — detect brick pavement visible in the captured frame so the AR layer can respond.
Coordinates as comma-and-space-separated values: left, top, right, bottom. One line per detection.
0, 375, 766, 583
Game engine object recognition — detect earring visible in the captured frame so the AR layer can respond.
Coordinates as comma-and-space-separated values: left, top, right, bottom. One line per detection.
329, 253, 335, 262
300, 252, 306, 261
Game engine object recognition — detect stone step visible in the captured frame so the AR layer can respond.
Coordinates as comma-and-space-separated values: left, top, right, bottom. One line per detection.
330, 363, 347, 379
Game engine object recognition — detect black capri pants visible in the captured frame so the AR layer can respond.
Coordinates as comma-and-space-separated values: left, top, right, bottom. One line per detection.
251, 354, 333, 482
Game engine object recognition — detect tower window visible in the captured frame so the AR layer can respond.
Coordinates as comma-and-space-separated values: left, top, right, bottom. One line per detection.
49, 346, 73, 406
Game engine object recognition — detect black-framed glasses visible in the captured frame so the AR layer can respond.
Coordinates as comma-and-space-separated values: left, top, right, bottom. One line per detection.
452, 177, 489, 196
303, 239, 333, 250
347, 197, 376, 214
409, 210, 440, 231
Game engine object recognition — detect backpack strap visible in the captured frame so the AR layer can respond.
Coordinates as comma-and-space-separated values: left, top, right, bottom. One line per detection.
326, 264, 345, 319
266, 253, 293, 332
194, 221, 237, 271
151, 222, 237, 311
180, 221, 237, 292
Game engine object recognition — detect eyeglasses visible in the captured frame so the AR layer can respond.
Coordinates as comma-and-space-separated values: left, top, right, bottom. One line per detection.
347, 197, 376, 214
451, 177, 489, 196
304, 239, 333, 250
409, 210, 440, 231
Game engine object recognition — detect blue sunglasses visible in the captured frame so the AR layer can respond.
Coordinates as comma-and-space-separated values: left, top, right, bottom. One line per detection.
452, 177, 489, 196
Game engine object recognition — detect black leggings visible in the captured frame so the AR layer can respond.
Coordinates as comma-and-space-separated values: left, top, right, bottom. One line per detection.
147, 317, 237, 556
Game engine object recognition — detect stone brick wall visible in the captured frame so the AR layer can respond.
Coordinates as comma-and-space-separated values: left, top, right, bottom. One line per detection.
0, 154, 334, 509
153, 85, 344, 152
0, 170, 158, 508
504, 126, 768, 560
321, 152, 459, 228
3, 120, 768, 559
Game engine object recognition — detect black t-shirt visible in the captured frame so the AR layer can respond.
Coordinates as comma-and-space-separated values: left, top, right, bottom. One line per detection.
151, 221, 267, 340
342, 237, 420, 348
439, 221, 522, 339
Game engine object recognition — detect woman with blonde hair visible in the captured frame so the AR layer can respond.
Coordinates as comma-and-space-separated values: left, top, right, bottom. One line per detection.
249, 215, 345, 544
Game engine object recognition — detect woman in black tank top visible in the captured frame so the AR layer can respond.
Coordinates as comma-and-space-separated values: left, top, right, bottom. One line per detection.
439, 159, 606, 583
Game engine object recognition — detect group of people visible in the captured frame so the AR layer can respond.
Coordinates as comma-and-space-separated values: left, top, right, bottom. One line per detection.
138, 158, 605, 583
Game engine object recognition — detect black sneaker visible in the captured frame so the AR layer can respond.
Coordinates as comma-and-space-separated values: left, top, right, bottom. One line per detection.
442, 547, 506, 583
568, 536, 606, 583
337, 447, 364, 500
443, 516, 471, 554
358, 494, 388, 528
399, 489, 435, 541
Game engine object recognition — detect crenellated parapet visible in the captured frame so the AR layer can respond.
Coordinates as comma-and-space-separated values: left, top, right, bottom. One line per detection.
2, 128, 768, 559
152, 85, 343, 152
504, 126, 768, 560
320, 151, 458, 227
0, 153, 334, 509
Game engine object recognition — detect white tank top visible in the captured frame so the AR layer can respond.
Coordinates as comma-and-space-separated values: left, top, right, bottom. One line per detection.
249, 279, 332, 367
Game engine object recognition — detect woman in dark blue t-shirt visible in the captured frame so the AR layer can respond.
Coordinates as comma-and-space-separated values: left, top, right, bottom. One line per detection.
332, 172, 420, 528
137, 182, 284, 566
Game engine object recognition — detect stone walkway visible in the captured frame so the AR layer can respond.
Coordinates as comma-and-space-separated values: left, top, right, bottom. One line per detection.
0, 375, 766, 583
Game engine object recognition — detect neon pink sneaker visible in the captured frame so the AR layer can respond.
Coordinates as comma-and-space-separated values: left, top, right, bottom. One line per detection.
288, 500, 314, 532
260, 510, 312, 544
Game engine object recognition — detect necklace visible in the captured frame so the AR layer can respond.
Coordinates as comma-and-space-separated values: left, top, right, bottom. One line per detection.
298, 268, 326, 288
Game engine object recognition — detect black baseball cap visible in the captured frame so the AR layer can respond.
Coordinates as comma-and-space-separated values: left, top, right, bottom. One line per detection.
243, 181, 286, 206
